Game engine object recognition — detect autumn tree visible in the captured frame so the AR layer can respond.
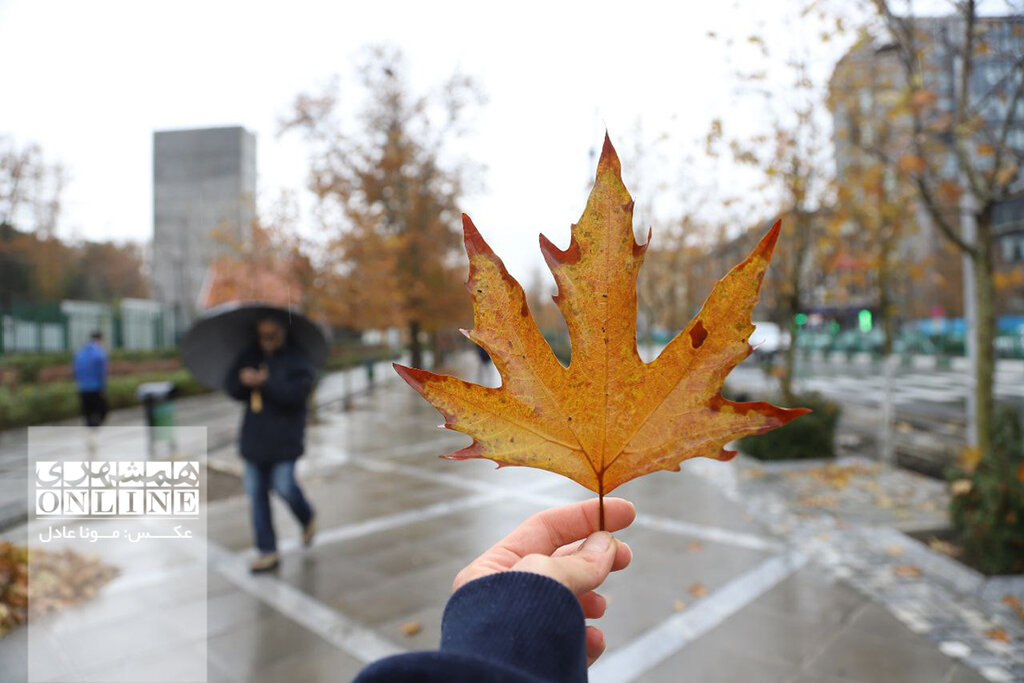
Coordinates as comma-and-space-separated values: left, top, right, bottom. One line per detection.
0, 137, 69, 306
281, 46, 484, 368
868, 1, 1024, 458
207, 192, 324, 314
65, 241, 148, 301
0, 136, 66, 237
829, 38, 927, 355
709, 68, 835, 401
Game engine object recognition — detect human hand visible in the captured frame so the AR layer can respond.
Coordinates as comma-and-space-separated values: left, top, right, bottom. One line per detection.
453, 497, 635, 666
239, 366, 268, 388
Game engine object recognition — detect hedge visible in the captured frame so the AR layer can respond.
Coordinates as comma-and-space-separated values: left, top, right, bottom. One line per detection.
0, 346, 401, 430
737, 392, 841, 461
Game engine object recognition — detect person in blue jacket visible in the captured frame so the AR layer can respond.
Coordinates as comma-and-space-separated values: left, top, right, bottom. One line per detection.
356, 497, 636, 682
73, 331, 108, 427
224, 316, 317, 573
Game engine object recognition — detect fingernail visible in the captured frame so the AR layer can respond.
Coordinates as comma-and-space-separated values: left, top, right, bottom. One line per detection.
584, 531, 612, 552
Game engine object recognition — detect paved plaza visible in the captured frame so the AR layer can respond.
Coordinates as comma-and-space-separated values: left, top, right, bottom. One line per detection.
0, 355, 1021, 681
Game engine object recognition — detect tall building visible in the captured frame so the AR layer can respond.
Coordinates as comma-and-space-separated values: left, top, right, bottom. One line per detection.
828, 14, 1024, 318
151, 126, 256, 326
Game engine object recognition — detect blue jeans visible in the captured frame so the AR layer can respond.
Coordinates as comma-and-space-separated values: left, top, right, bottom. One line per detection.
243, 461, 313, 554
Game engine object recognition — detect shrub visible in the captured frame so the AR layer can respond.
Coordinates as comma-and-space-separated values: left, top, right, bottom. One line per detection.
737, 392, 840, 461
0, 349, 179, 384
0, 370, 210, 431
323, 345, 400, 372
949, 404, 1024, 575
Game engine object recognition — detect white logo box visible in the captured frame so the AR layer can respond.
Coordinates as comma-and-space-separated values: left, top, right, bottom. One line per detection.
34, 461, 200, 517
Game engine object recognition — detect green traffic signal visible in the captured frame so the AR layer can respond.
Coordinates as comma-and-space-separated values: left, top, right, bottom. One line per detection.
859, 309, 873, 333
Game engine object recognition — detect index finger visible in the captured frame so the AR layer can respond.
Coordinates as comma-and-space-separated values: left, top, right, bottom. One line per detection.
497, 497, 636, 558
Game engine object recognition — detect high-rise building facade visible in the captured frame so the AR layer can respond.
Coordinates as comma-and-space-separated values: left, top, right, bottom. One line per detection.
151, 126, 256, 325
828, 14, 1024, 318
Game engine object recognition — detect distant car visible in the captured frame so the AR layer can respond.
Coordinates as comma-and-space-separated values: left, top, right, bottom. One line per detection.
750, 321, 790, 359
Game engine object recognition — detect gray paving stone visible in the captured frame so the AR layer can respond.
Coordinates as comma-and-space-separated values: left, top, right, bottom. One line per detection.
804, 621, 959, 683
205, 611, 341, 680
641, 634, 796, 683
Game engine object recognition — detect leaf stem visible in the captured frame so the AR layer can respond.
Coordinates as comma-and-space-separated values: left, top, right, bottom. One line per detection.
599, 490, 605, 531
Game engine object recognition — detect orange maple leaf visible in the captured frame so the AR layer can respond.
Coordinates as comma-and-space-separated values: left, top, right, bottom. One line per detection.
395, 136, 807, 521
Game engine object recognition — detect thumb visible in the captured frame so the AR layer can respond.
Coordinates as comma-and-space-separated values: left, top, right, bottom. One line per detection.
514, 531, 617, 595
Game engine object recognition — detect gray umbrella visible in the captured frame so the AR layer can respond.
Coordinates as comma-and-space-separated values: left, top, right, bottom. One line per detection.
180, 303, 328, 390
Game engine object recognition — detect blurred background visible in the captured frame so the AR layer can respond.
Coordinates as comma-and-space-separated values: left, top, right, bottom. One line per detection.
1, 0, 1022, 681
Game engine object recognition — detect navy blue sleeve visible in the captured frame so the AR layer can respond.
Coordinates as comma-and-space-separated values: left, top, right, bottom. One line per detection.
223, 351, 252, 402
260, 350, 314, 409
354, 572, 588, 682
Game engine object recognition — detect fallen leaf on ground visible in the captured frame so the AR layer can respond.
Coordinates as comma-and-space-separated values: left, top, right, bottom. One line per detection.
673, 600, 687, 612
399, 621, 422, 637
798, 495, 839, 508
395, 136, 807, 517
927, 537, 960, 558
893, 564, 923, 578
686, 540, 704, 553
688, 583, 708, 598
1, 541, 119, 637
884, 544, 905, 556
985, 628, 1010, 644
1001, 595, 1024, 621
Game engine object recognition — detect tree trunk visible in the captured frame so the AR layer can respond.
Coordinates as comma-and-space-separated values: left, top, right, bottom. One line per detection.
878, 256, 894, 357
780, 295, 799, 403
780, 212, 809, 403
972, 217, 997, 460
408, 319, 423, 369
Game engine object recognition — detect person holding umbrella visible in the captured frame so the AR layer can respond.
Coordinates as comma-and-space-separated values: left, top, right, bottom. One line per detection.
224, 315, 317, 573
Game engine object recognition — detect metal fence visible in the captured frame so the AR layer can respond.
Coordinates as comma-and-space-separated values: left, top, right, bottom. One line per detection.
0, 299, 180, 354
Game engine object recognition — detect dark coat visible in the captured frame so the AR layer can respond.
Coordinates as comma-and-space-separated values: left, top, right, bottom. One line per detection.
354, 572, 588, 682
224, 344, 315, 464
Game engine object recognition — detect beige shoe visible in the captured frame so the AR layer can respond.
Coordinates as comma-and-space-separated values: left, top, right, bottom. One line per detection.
302, 514, 317, 547
249, 552, 279, 574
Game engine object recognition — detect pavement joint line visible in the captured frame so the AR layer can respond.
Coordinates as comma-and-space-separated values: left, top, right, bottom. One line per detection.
106, 492, 509, 595
242, 490, 511, 559
207, 541, 405, 665
347, 455, 550, 496
514, 489, 784, 553
349, 457, 785, 553
589, 551, 809, 683
357, 434, 466, 458
631, 513, 783, 553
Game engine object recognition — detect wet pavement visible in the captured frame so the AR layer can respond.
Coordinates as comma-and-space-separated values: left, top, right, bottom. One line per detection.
1, 353, 1020, 681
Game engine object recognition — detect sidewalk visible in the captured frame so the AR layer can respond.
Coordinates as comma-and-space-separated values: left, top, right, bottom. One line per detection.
1, 353, 1020, 681
0, 358, 393, 530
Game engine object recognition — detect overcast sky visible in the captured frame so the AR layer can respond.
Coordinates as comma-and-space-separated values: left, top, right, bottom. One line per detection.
1, 0, 859, 286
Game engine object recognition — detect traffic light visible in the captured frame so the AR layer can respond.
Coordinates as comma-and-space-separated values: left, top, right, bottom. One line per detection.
858, 309, 873, 333
795, 313, 808, 327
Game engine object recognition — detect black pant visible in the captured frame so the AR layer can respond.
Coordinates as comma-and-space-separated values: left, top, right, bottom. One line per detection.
79, 391, 108, 427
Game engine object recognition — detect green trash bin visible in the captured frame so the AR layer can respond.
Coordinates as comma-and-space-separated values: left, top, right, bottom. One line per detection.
136, 381, 177, 458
